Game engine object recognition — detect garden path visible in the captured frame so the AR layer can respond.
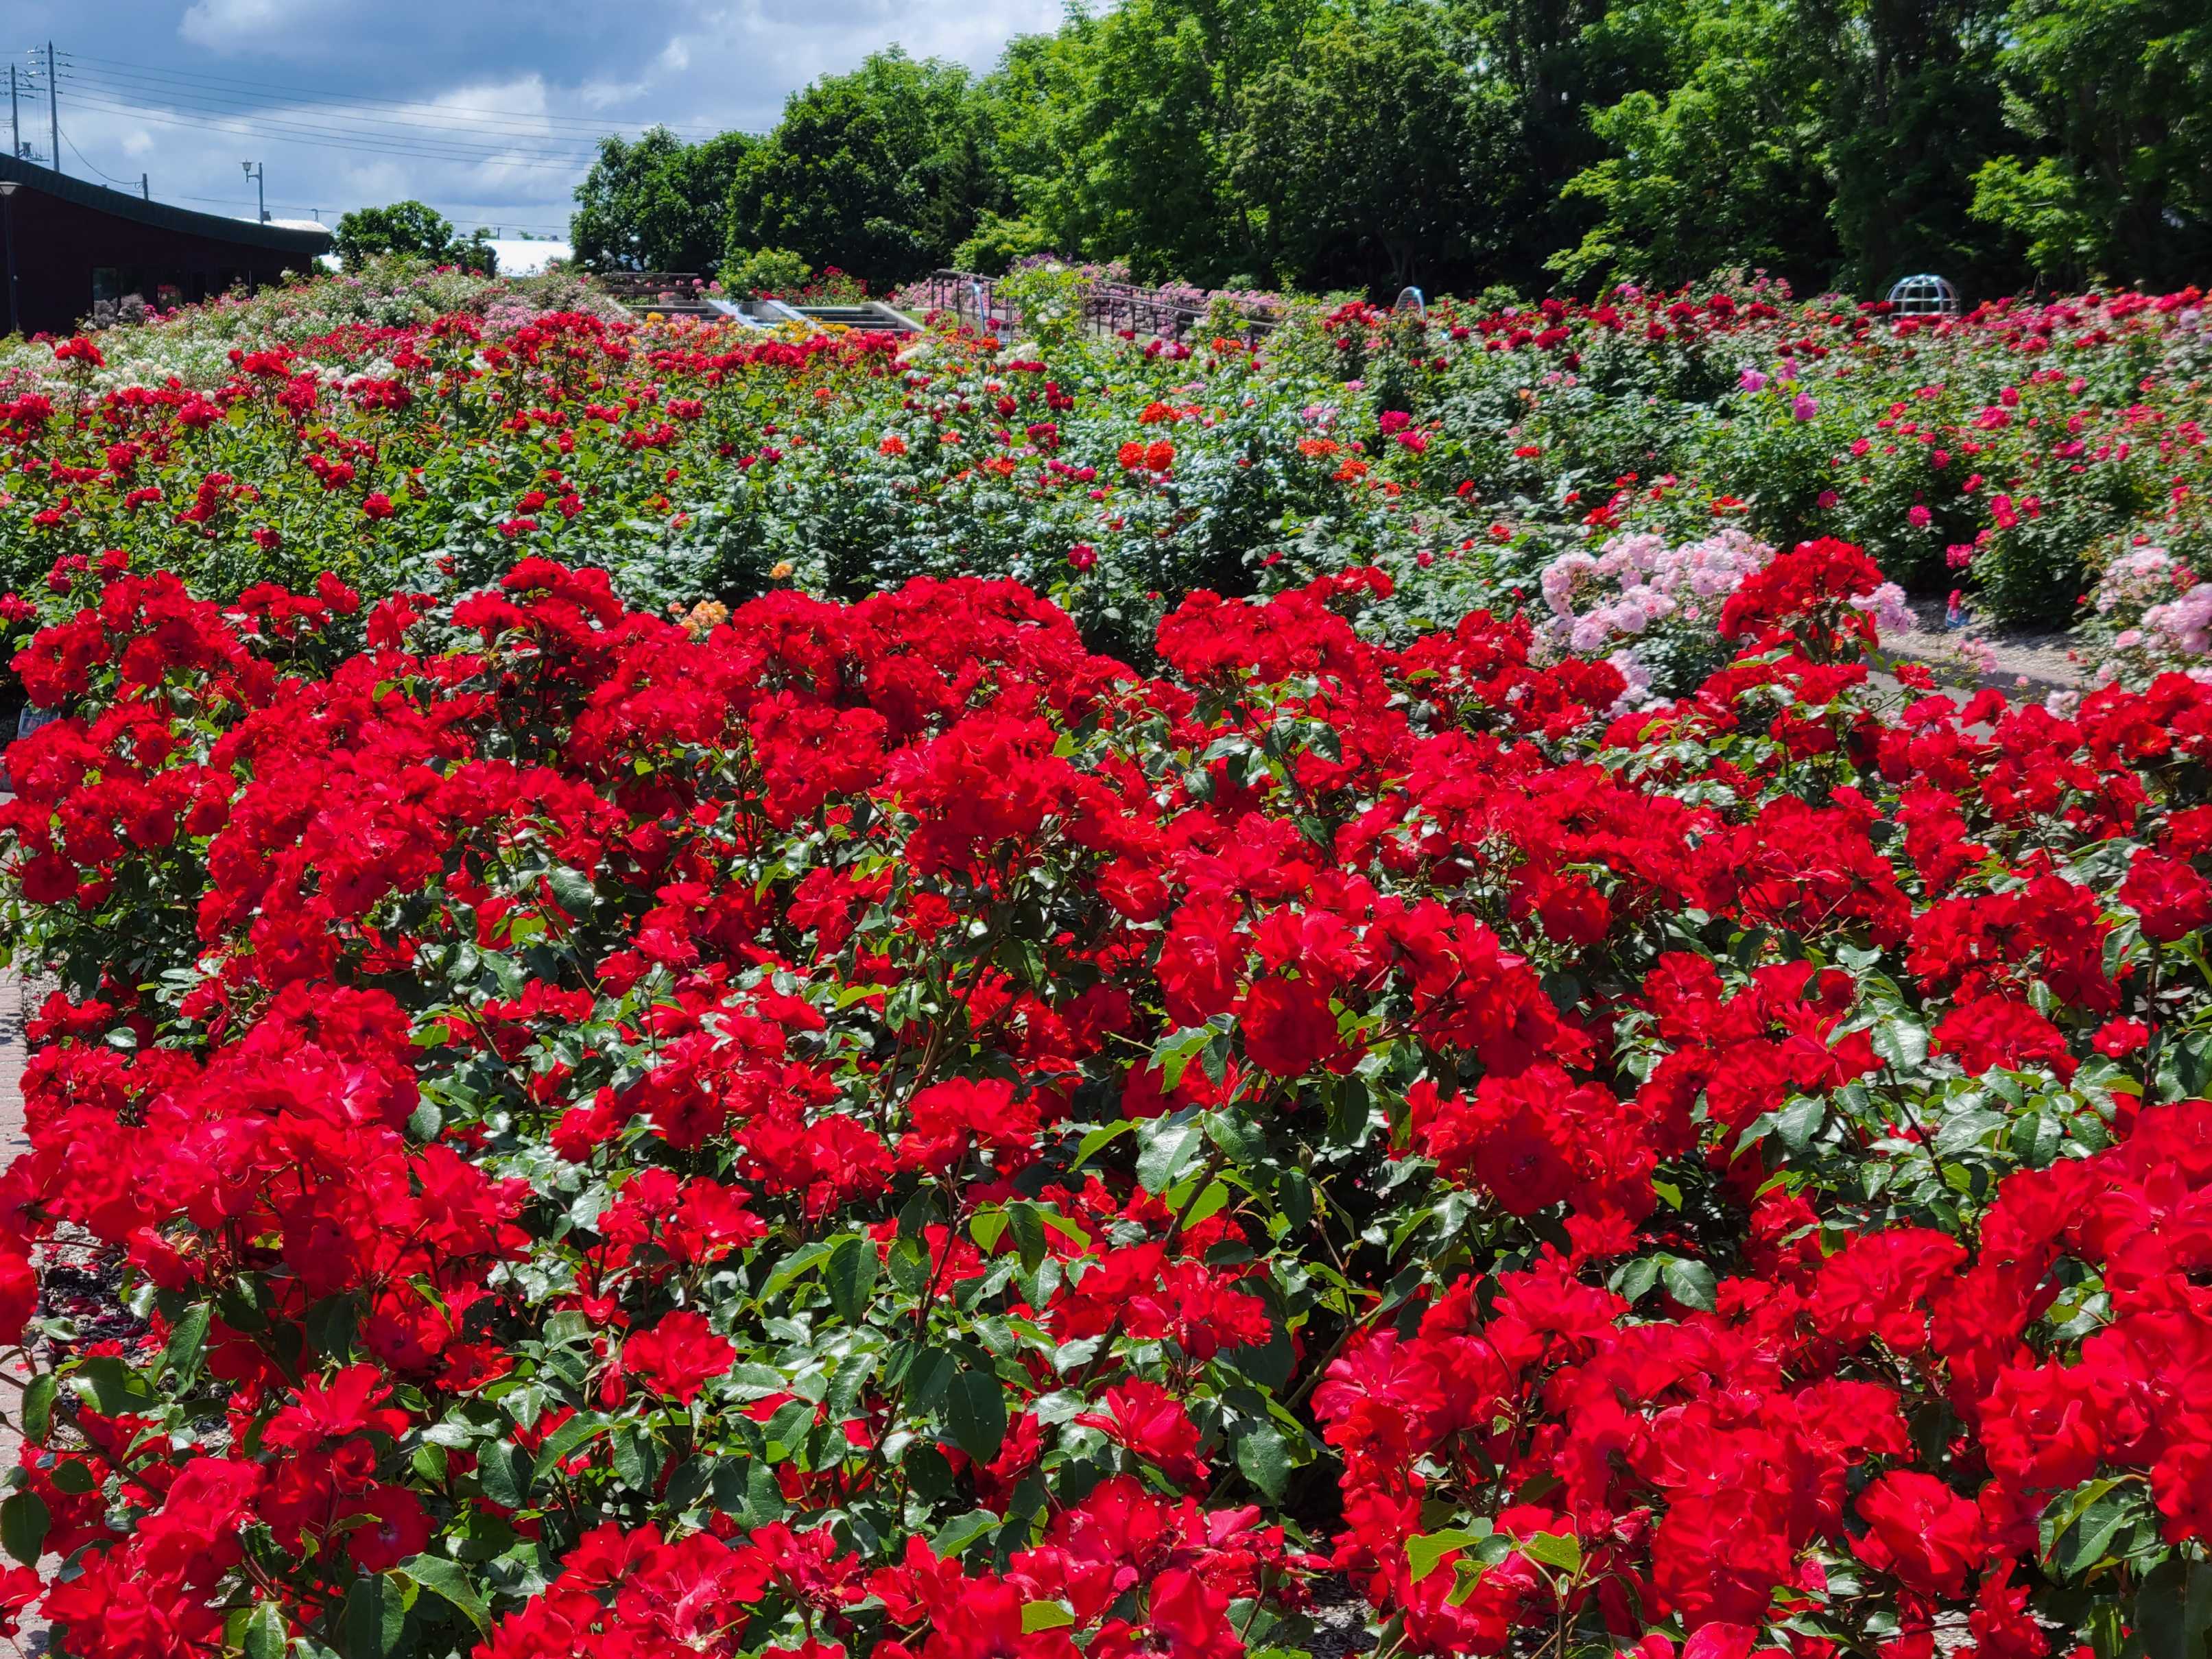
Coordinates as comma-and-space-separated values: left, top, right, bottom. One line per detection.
0, 968, 45, 1655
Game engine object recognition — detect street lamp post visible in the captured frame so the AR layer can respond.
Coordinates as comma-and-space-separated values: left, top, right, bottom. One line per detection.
241, 160, 266, 223
0, 180, 19, 337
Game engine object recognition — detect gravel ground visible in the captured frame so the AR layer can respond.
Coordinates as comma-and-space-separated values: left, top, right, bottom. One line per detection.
1877, 597, 2088, 700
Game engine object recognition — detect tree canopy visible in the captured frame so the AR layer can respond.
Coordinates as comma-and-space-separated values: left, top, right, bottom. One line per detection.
332, 202, 497, 274
570, 0, 2212, 298
571, 128, 755, 274
722, 50, 999, 289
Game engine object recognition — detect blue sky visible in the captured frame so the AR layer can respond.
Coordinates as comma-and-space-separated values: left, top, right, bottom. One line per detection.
6, 0, 1065, 238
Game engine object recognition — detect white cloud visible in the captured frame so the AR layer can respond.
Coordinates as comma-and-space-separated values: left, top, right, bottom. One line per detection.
178, 0, 351, 51
32, 0, 1065, 234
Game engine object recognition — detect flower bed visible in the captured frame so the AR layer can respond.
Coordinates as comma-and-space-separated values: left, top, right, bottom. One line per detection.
10, 271, 2212, 688
0, 298, 1423, 670
1328, 282, 2212, 637
4, 538, 2212, 1659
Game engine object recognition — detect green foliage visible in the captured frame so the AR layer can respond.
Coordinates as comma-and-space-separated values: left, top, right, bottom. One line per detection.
1229, 6, 1498, 289
720, 247, 814, 296
564, 0, 2212, 303
992, 261, 1091, 350
1551, 0, 1832, 288
951, 211, 1054, 276
1816, 0, 2017, 296
724, 49, 997, 286
571, 128, 755, 274
333, 202, 498, 275
1967, 0, 2212, 289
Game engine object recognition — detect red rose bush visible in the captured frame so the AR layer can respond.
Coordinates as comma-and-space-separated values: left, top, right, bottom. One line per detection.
4, 539, 2212, 1659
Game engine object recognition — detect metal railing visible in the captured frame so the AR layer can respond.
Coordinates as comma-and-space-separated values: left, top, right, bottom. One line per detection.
907, 270, 1283, 343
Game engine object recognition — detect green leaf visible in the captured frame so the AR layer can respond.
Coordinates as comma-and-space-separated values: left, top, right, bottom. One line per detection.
2135, 1554, 2212, 1659
1874, 1018, 1929, 1070
533, 1412, 608, 1481
1149, 1025, 1214, 1092
1202, 1107, 1263, 1166
1775, 1096, 1825, 1156
398, 1555, 491, 1633
944, 1367, 1008, 1463
475, 1441, 534, 1511
1660, 1256, 1717, 1312
886, 1235, 931, 1295
745, 1457, 787, 1527
1276, 1167, 1313, 1232
1006, 1202, 1049, 1272
969, 1208, 1010, 1255
1136, 1119, 1203, 1195
1613, 1256, 1661, 1302
612, 1425, 660, 1492
759, 1239, 833, 1300
159, 1302, 213, 1388
1, 1492, 48, 1566
242, 1599, 289, 1659
1407, 1524, 1490, 1583
1327, 1075, 1373, 1147
20, 1374, 55, 1444
726, 1363, 789, 1398
1071, 1117, 1139, 1169
2042, 1478, 2145, 1579
338, 1571, 409, 1658
827, 1233, 880, 1326
1178, 1180, 1233, 1228
1023, 1601, 1078, 1632
1235, 1423, 1292, 1501
932, 1507, 1001, 1558
1521, 1531, 1584, 1574
49, 1459, 94, 1495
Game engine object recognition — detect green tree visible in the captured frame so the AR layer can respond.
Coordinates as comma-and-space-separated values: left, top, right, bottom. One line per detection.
571, 128, 755, 273
331, 202, 497, 274
724, 49, 997, 287
1969, 0, 2212, 289
1549, 0, 1834, 291
1229, 6, 1499, 289
1806, 0, 2014, 297
980, 0, 1314, 286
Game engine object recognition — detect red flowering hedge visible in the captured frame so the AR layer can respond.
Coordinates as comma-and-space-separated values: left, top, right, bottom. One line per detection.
4, 539, 2212, 1659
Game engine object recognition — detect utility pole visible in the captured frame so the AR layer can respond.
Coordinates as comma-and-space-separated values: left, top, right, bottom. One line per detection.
241, 159, 265, 222
44, 43, 57, 180
9, 66, 19, 164
140, 172, 148, 200
0, 181, 19, 337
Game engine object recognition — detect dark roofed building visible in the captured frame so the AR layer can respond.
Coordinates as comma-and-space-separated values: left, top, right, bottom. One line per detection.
1, 155, 333, 337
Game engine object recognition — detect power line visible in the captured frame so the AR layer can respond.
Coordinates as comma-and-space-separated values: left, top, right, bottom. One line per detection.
58, 75, 607, 165
158, 185, 569, 235
54, 82, 584, 237
65, 154, 574, 236
56, 132, 577, 232
60, 124, 139, 189
64, 49, 734, 139
53, 90, 599, 172
62, 64, 622, 156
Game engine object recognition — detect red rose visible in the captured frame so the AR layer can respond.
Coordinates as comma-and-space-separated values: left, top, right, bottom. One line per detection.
624, 1311, 735, 1406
